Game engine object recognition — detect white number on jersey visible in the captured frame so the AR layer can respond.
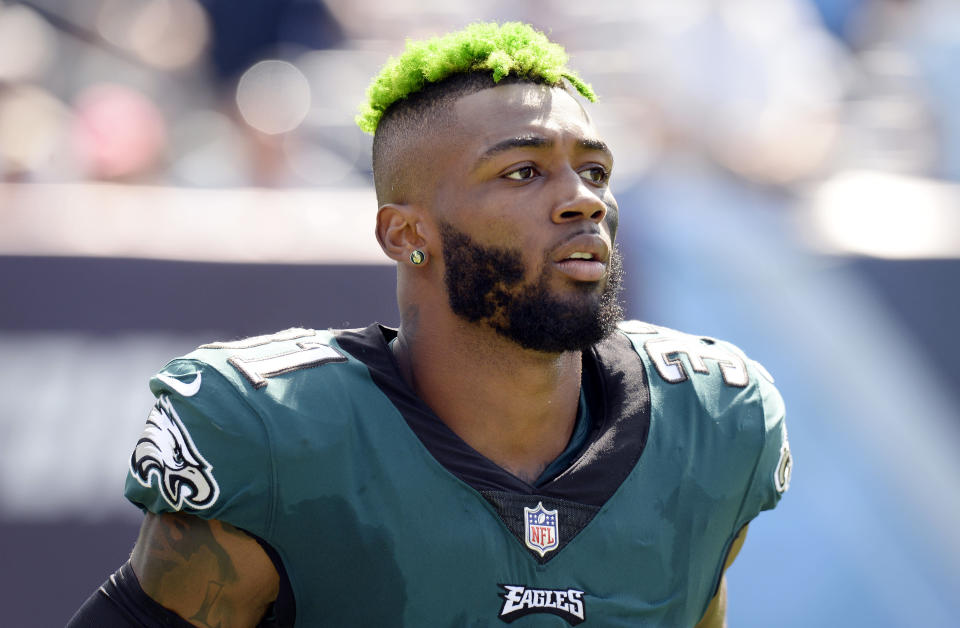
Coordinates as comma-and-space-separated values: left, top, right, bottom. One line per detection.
643, 336, 749, 387
201, 329, 347, 389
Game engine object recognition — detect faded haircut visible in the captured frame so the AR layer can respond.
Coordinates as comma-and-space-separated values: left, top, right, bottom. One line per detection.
356, 22, 596, 204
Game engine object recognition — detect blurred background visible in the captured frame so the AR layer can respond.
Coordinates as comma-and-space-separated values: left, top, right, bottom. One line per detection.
1, 0, 958, 625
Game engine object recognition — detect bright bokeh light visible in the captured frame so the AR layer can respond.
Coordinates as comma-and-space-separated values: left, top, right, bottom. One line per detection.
71, 84, 167, 179
236, 60, 312, 135
0, 85, 70, 173
296, 49, 378, 126
809, 170, 960, 258
0, 4, 56, 82
96, 0, 141, 48
129, 0, 209, 70
97, 0, 208, 70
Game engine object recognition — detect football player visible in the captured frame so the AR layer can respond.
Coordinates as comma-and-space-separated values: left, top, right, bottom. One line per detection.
69, 22, 790, 627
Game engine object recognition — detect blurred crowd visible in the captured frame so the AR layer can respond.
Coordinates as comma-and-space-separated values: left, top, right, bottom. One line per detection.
2, 0, 960, 190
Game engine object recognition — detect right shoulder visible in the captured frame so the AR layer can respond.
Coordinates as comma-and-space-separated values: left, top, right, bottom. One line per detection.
153, 327, 366, 415
125, 328, 361, 532
165, 327, 348, 393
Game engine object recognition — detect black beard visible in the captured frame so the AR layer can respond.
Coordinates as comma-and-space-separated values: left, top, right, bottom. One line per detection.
439, 222, 624, 353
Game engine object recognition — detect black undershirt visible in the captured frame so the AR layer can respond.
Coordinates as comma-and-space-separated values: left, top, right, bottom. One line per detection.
335, 324, 651, 506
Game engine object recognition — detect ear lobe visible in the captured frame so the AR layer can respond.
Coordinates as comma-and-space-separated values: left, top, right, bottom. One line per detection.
376, 203, 427, 262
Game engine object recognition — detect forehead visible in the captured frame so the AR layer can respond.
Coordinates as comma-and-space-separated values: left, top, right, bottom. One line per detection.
449, 83, 600, 153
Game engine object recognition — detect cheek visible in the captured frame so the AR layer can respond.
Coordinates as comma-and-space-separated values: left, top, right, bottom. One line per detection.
484, 217, 529, 244
446, 196, 541, 248
435, 184, 558, 273
604, 198, 620, 240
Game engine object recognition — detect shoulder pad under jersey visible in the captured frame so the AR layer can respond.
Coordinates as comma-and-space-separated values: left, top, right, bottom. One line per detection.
616, 320, 791, 518
124, 327, 353, 535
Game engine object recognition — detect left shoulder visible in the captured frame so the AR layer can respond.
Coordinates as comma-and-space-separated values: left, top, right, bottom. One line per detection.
614, 320, 775, 391
613, 320, 791, 508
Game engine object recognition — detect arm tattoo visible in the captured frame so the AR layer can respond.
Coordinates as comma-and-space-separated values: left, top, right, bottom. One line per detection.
137, 515, 251, 627
189, 580, 225, 628
155, 516, 238, 580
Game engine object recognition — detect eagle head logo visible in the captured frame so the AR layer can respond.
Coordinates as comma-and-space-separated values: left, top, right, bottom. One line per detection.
130, 395, 220, 511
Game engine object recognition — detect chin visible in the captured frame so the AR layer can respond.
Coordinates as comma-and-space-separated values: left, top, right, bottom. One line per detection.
554, 277, 608, 300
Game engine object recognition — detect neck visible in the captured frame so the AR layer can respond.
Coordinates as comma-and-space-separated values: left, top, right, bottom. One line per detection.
393, 311, 582, 484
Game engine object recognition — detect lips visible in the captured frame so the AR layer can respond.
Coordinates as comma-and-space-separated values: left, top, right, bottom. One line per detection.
553, 232, 610, 264
552, 232, 610, 282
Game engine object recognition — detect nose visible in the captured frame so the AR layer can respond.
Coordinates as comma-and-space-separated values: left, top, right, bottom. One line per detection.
550, 170, 608, 224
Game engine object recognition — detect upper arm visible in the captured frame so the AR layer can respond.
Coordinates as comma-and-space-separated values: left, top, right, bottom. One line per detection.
693, 525, 749, 628
130, 512, 279, 628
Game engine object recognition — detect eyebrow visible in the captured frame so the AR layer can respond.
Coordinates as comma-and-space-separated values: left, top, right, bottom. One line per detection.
473, 135, 612, 169
579, 138, 611, 154
476, 135, 551, 164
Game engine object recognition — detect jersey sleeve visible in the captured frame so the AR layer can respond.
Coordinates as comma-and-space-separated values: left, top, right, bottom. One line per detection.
737, 355, 792, 522
124, 357, 275, 536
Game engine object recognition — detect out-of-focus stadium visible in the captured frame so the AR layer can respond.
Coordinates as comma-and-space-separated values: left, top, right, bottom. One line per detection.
1, 0, 958, 625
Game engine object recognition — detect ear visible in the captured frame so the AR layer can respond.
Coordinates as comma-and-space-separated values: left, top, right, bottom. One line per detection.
376, 203, 430, 264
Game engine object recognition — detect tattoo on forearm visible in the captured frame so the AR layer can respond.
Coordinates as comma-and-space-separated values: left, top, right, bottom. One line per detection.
155, 516, 238, 580
137, 515, 247, 624
189, 580, 226, 628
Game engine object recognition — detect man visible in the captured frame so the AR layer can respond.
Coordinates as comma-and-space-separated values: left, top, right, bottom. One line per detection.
69, 22, 790, 627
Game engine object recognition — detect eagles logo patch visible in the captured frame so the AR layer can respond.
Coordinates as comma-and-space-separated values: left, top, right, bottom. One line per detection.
498, 585, 585, 625
130, 395, 220, 510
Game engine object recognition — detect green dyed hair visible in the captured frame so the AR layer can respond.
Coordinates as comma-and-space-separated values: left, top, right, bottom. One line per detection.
356, 22, 596, 134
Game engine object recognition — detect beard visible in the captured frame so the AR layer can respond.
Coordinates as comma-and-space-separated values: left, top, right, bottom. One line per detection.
439, 222, 624, 353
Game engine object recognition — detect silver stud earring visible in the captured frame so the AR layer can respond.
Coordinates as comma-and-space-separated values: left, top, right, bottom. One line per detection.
410, 250, 425, 265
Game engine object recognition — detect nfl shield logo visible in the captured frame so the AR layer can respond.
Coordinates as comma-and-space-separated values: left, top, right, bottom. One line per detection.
524, 502, 559, 557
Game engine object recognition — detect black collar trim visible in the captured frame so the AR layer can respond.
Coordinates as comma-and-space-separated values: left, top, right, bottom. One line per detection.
335, 324, 651, 509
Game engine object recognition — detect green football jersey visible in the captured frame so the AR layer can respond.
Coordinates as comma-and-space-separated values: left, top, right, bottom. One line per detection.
126, 321, 790, 627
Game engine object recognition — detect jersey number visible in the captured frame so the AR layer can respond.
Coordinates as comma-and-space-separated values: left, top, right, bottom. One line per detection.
203, 329, 347, 389
643, 337, 748, 387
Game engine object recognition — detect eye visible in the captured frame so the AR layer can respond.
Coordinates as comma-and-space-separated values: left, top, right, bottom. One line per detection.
504, 166, 538, 181
580, 166, 610, 185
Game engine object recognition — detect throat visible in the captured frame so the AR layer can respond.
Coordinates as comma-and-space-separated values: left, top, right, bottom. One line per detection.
436, 378, 581, 484
445, 380, 584, 486
502, 461, 550, 486
394, 329, 585, 484
498, 387, 590, 486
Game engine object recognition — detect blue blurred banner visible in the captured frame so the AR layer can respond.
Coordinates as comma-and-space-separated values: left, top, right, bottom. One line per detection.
618, 166, 960, 627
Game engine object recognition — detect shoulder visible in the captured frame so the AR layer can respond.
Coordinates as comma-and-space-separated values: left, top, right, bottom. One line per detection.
153, 327, 381, 410
612, 320, 781, 412
125, 327, 367, 529
175, 327, 348, 390
142, 327, 359, 442
614, 320, 764, 387
612, 320, 791, 511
